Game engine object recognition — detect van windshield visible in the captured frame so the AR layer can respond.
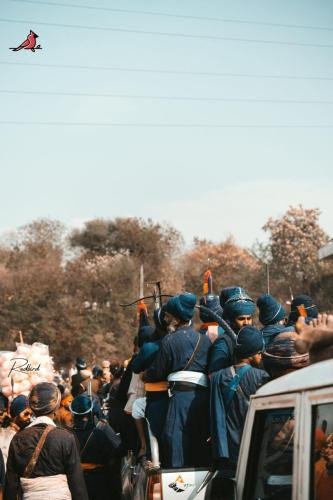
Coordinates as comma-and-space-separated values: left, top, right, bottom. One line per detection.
244, 407, 294, 500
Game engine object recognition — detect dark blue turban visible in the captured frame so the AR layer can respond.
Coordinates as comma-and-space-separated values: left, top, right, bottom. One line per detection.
257, 294, 286, 326
10, 395, 29, 418
76, 357, 87, 370
219, 286, 246, 307
165, 292, 197, 321
153, 304, 168, 331
199, 294, 223, 323
70, 394, 93, 416
138, 325, 155, 347
236, 326, 265, 359
288, 294, 318, 324
223, 291, 256, 322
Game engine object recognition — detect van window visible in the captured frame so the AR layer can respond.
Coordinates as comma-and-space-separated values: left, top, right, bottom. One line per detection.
244, 408, 294, 499
311, 402, 333, 499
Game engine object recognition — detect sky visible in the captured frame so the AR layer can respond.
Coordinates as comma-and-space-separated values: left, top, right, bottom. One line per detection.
0, 0, 332, 248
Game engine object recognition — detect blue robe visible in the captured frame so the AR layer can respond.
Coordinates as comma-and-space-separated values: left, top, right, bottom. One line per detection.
208, 334, 234, 373
145, 326, 212, 468
210, 365, 270, 474
132, 340, 169, 443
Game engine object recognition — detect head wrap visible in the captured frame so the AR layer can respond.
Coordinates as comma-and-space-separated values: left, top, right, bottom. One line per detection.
75, 357, 87, 370
288, 294, 318, 324
236, 326, 265, 359
70, 394, 93, 416
219, 286, 246, 307
92, 365, 103, 378
257, 294, 286, 326
199, 294, 223, 323
223, 290, 256, 322
138, 325, 155, 347
10, 395, 29, 418
165, 292, 197, 321
29, 382, 61, 416
262, 332, 309, 377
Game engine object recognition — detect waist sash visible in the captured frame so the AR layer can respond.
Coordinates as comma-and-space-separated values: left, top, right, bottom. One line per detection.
20, 474, 71, 500
167, 370, 209, 388
144, 381, 168, 392
81, 462, 104, 471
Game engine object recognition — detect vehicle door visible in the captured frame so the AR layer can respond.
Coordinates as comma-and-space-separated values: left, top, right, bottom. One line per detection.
301, 385, 333, 500
235, 392, 300, 500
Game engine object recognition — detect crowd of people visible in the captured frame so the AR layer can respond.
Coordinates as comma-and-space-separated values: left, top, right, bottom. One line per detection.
0, 283, 332, 499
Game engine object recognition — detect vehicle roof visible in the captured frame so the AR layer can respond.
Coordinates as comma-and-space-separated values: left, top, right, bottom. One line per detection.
255, 358, 333, 397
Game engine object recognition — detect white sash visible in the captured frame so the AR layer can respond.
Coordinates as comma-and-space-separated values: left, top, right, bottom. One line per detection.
167, 370, 209, 387
20, 474, 71, 500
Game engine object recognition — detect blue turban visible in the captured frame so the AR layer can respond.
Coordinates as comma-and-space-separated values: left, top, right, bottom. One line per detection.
70, 394, 93, 416
223, 291, 256, 322
288, 294, 318, 324
165, 292, 197, 321
10, 395, 29, 418
219, 286, 246, 307
236, 326, 265, 359
76, 357, 87, 370
257, 294, 286, 326
138, 325, 155, 347
199, 294, 223, 323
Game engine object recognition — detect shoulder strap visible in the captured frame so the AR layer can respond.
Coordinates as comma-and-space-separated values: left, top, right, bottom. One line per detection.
80, 428, 96, 459
224, 364, 251, 407
23, 425, 55, 478
183, 333, 204, 371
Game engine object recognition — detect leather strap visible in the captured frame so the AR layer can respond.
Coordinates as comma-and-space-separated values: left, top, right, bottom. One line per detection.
183, 333, 204, 371
23, 425, 54, 478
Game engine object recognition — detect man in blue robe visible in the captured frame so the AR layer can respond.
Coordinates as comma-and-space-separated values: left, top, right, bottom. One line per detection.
210, 326, 269, 480
144, 292, 211, 468
209, 287, 256, 373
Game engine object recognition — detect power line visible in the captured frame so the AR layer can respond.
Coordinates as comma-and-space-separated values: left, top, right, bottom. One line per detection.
11, 0, 333, 32
2, 60, 333, 82
0, 121, 332, 128
1, 18, 333, 48
1, 89, 332, 105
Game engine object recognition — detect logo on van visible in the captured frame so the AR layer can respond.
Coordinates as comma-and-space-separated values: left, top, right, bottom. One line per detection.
168, 475, 194, 492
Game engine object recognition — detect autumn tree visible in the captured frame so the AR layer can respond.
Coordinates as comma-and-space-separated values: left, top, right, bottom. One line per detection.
182, 237, 261, 298
262, 205, 329, 297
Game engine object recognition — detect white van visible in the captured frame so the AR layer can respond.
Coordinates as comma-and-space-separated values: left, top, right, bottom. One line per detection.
236, 358, 333, 499
123, 359, 333, 499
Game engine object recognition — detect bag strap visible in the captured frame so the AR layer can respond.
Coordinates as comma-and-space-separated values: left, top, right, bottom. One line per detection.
183, 333, 204, 371
224, 364, 251, 407
23, 425, 55, 478
80, 428, 96, 459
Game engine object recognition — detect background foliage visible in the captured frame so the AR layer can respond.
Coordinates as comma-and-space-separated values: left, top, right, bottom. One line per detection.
0, 206, 331, 367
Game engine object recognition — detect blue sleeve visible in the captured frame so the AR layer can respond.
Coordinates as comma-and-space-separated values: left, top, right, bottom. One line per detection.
132, 343, 160, 373
209, 337, 232, 373
144, 337, 171, 382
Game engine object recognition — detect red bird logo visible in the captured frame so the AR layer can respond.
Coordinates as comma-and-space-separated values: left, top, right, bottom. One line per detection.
10, 30, 42, 52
